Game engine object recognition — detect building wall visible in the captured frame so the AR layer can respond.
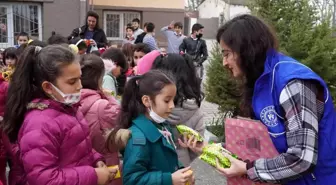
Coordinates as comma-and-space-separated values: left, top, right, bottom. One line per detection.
43, 0, 84, 41
93, 5, 184, 47
228, 4, 250, 19
198, 0, 228, 19
93, 0, 184, 10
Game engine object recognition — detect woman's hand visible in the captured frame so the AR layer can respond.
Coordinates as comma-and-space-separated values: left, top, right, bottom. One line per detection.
178, 134, 206, 154
90, 39, 97, 46
215, 153, 247, 178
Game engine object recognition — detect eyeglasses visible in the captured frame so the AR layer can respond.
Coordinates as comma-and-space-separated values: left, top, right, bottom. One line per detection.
222, 49, 232, 59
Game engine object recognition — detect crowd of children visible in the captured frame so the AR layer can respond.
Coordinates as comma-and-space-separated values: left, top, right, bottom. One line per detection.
0, 10, 206, 185
0, 10, 329, 185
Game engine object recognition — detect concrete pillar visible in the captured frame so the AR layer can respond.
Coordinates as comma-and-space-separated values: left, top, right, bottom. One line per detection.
79, 0, 87, 25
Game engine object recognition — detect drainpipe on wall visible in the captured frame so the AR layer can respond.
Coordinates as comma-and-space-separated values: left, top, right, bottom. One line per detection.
79, 0, 87, 26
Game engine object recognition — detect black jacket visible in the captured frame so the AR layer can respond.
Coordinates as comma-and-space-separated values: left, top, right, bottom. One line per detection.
68, 25, 107, 48
179, 37, 208, 65
134, 32, 147, 44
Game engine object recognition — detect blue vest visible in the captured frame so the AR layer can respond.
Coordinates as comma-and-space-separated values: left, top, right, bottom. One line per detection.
252, 50, 336, 185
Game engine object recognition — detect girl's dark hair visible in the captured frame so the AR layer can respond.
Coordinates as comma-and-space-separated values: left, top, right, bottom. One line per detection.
107, 70, 175, 150
28, 40, 48, 47
48, 34, 68, 45
134, 43, 151, 54
122, 43, 134, 67
91, 50, 101, 57
3, 45, 77, 142
216, 14, 278, 117
2, 47, 17, 66
16, 44, 28, 58
71, 37, 88, 51
152, 53, 203, 107
80, 54, 105, 90
101, 48, 127, 70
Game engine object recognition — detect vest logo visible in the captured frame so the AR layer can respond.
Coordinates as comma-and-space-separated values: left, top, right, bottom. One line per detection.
260, 106, 278, 127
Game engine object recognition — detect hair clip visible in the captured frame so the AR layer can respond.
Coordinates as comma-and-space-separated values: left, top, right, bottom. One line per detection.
34, 46, 42, 55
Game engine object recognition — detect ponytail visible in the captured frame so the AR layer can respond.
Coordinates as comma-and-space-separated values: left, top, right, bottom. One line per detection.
107, 75, 144, 151
106, 70, 175, 151
3, 46, 39, 142
2, 45, 75, 142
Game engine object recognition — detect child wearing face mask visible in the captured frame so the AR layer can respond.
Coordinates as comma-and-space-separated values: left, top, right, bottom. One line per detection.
2, 45, 117, 185
79, 54, 130, 185
106, 70, 195, 185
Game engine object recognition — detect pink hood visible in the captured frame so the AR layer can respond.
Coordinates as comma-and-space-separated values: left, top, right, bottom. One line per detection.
136, 50, 161, 75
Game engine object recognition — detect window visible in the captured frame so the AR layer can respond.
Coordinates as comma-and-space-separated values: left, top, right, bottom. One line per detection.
104, 11, 141, 40
0, 3, 42, 48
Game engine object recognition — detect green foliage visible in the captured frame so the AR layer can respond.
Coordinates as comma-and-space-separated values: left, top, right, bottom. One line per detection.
204, 43, 240, 115
250, 0, 336, 101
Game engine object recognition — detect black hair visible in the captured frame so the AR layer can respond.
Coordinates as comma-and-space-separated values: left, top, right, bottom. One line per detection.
192, 23, 204, 33
3, 45, 77, 142
17, 32, 29, 40
126, 23, 132, 27
106, 70, 175, 150
80, 54, 105, 90
101, 48, 127, 70
48, 34, 68, 45
152, 53, 203, 106
132, 18, 141, 24
133, 43, 151, 54
70, 37, 88, 51
86, 11, 100, 29
216, 14, 278, 117
2, 47, 17, 66
91, 50, 101, 57
146, 22, 155, 33
122, 43, 134, 67
16, 44, 28, 59
174, 22, 183, 29
144, 22, 149, 28
28, 40, 48, 47
126, 26, 134, 32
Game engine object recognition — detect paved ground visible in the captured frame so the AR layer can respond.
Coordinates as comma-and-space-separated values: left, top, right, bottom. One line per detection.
191, 158, 227, 185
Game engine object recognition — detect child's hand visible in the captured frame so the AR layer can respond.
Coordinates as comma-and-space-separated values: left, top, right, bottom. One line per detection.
96, 161, 106, 168
172, 166, 193, 185
178, 134, 206, 154
95, 166, 114, 185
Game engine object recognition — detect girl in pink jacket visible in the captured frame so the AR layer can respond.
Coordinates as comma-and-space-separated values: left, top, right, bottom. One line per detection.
2, 45, 116, 185
79, 54, 122, 185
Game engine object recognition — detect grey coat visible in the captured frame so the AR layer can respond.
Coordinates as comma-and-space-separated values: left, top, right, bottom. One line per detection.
168, 99, 205, 166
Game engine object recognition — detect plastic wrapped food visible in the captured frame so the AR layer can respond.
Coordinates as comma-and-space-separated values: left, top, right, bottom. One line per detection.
176, 125, 204, 142
200, 146, 231, 168
200, 143, 238, 168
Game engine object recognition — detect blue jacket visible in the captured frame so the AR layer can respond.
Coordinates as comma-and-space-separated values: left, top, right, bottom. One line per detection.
252, 50, 336, 185
122, 114, 182, 185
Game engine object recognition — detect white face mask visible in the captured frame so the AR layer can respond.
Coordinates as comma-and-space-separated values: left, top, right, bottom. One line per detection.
148, 101, 166, 123
50, 83, 81, 105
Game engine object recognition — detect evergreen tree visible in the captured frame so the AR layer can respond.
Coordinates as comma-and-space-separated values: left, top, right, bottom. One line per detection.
204, 43, 240, 115
205, 0, 336, 115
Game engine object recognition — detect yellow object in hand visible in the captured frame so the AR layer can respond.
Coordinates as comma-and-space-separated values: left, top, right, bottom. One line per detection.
108, 165, 121, 179
184, 170, 193, 185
